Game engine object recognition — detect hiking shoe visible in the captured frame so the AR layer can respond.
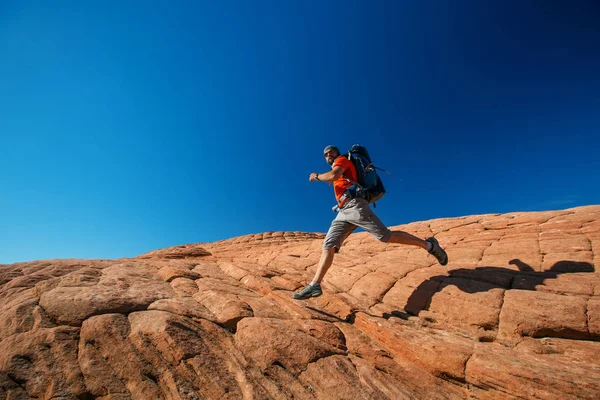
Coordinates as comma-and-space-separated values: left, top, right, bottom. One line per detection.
426, 237, 448, 266
292, 283, 322, 300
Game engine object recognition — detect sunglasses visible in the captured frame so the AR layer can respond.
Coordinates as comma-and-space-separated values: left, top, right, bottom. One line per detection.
324, 151, 337, 157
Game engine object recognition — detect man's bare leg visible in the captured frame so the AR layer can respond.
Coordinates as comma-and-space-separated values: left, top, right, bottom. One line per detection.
292, 247, 335, 299
386, 231, 429, 249
311, 247, 336, 284
387, 230, 448, 265
310, 233, 426, 285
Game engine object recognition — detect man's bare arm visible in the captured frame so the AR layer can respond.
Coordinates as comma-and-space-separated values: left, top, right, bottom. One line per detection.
309, 165, 345, 183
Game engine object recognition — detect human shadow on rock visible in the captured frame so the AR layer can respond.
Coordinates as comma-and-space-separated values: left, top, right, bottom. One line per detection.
402, 259, 594, 317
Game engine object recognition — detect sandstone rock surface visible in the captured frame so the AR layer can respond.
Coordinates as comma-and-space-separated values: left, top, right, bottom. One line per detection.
1, 206, 599, 399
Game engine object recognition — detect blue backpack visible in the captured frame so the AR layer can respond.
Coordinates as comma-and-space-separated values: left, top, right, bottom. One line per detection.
342, 144, 388, 206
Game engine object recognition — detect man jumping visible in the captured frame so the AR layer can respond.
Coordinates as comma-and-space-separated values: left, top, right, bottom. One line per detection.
292, 145, 448, 300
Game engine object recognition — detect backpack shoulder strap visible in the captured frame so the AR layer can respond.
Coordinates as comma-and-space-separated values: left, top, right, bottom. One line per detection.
341, 152, 361, 187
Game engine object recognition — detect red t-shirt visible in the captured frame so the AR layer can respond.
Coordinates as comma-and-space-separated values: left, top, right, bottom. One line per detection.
332, 156, 358, 204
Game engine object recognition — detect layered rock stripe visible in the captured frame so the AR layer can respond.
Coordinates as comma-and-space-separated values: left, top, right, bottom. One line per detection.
1, 205, 599, 399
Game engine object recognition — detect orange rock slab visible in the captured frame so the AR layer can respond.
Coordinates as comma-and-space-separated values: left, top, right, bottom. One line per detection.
0, 205, 599, 399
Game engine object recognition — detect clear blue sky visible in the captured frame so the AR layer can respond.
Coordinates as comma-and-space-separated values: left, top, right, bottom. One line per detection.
1, 1, 599, 264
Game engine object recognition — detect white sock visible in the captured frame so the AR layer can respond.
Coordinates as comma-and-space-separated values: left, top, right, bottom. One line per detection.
426, 241, 433, 252
310, 281, 321, 287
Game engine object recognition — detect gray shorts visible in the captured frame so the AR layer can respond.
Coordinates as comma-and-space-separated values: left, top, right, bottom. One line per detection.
322, 198, 391, 252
